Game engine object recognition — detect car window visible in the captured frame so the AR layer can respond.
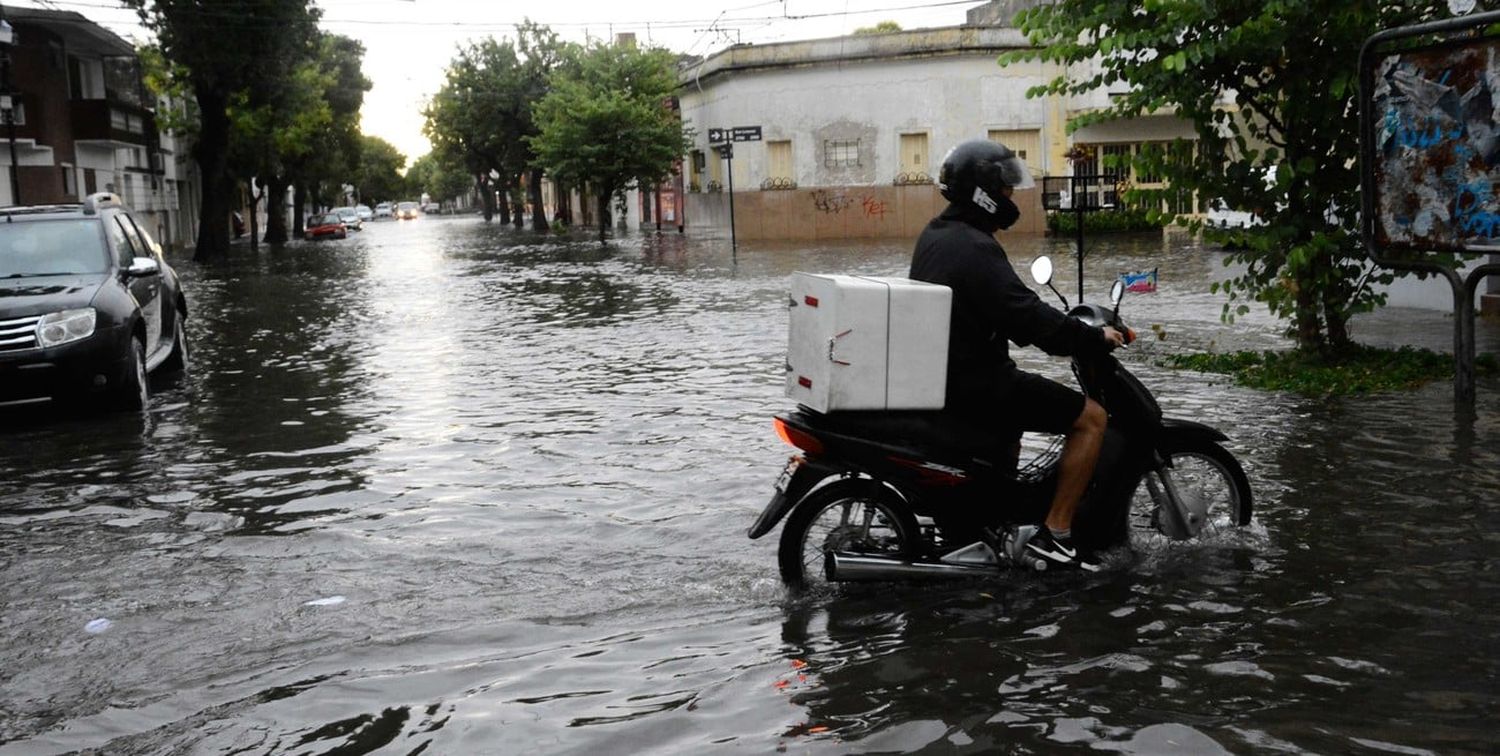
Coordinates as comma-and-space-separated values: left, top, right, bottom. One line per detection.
106, 216, 139, 266
125, 215, 164, 261
0, 219, 111, 277
114, 216, 148, 264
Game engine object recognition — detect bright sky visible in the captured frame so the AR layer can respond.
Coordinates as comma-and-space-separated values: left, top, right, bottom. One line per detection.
14, 1, 986, 165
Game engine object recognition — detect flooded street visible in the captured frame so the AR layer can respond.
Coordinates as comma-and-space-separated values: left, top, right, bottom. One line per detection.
2, 217, 1497, 754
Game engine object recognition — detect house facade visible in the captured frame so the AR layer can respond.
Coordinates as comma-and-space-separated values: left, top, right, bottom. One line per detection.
671, 5, 1203, 242
1, 8, 198, 250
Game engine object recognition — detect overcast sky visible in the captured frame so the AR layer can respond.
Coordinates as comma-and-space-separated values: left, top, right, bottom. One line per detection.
13, 1, 987, 164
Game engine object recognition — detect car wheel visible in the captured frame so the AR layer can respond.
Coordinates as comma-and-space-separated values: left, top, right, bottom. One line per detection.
162, 308, 190, 373
114, 336, 149, 411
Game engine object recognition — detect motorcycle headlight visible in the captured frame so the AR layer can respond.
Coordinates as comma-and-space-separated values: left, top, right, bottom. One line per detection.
37, 308, 97, 348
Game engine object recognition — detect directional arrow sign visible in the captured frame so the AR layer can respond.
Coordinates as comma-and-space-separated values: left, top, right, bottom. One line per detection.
707, 127, 726, 144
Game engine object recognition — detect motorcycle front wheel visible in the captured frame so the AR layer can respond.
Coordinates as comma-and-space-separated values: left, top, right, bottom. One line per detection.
1130, 439, 1253, 544
778, 478, 919, 591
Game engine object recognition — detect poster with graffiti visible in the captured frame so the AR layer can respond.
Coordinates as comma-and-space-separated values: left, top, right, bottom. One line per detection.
1370, 43, 1500, 252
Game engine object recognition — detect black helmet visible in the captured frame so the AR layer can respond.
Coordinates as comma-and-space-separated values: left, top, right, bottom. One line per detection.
937, 139, 1035, 217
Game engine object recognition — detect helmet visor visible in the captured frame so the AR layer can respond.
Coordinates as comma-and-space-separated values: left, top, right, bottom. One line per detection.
998, 155, 1036, 190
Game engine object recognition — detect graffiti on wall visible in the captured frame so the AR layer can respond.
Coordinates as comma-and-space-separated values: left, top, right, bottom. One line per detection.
810, 189, 890, 220
1371, 44, 1500, 252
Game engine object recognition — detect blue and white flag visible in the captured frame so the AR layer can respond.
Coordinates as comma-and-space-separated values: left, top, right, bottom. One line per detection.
1119, 268, 1158, 294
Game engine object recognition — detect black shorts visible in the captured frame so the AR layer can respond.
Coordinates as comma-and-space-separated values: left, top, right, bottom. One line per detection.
949, 371, 1086, 436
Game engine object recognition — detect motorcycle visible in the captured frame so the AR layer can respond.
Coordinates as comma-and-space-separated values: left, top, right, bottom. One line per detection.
748, 256, 1253, 588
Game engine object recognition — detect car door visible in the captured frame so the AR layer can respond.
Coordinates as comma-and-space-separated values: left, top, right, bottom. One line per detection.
110, 214, 162, 358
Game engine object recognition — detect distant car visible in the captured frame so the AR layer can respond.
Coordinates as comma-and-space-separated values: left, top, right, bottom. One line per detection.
374, 202, 393, 218
333, 207, 362, 231
305, 213, 347, 240
396, 201, 420, 220
0, 192, 189, 411
355, 204, 373, 221
1204, 198, 1264, 230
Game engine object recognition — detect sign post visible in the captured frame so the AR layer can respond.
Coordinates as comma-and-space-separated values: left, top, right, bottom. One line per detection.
709, 126, 762, 263
1359, 10, 1500, 408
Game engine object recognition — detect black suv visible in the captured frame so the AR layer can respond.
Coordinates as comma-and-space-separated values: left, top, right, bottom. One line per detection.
1, 193, 188, 410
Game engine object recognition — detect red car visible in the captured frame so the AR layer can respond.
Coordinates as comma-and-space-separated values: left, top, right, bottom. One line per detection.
304, 213, 347, 240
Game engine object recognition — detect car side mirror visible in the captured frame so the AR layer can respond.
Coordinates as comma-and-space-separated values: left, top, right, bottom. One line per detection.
126, 257, 160, 277
1030, 256, 1054, 286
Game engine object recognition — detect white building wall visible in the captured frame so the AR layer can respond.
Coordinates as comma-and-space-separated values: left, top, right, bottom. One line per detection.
679, 54, 1054, 191
1377, 255, 1500, 310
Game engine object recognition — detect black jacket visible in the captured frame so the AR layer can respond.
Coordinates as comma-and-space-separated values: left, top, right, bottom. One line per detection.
910, 203, 1109, 407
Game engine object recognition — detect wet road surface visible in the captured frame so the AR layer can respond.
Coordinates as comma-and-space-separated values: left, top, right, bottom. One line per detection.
2, 217, 1497, 754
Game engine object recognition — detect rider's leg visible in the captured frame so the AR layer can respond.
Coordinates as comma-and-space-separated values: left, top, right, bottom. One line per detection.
1043, 398, 1106, 532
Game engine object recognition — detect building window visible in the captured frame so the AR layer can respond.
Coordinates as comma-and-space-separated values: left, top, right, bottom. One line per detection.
1101, 144, 1132, 180
0, 101, 23, 126
767, 140, 793, 182
61, 166, 77, 198
823, 139, 860, 168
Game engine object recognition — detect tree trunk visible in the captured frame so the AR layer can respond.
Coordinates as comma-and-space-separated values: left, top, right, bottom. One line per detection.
478, 174, 495, 221
498, 186, 512, 225
555, 178, 572, 225
529, 168, 548, 231
293, 183, 306, 238
596, 190, 611, 242
264, 175, 289, 243
192, 89, 233, 262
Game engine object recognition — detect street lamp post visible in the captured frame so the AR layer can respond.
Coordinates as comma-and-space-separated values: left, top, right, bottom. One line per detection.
0, 5, 18, 205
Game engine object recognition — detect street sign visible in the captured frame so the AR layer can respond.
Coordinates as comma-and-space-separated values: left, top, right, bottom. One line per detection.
707, 127, 726, 144
715, 143, 733, 159
730, 126, 762, 142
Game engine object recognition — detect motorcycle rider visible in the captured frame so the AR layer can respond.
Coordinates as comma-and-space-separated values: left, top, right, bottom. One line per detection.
910, 139, 1125, 571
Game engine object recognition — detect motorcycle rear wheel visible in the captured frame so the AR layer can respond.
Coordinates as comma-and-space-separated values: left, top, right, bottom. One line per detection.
1130, 439, 1252, 544
778, 479, 919, 591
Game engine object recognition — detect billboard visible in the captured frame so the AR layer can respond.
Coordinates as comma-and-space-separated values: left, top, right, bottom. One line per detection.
1363, 29, 1500, 253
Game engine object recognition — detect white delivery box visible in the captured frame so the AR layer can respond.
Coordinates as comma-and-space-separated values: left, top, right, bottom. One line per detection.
785, 273, 951, 412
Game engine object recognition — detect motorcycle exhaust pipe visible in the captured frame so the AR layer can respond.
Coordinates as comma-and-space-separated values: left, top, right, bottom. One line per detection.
825, 551, 995, 582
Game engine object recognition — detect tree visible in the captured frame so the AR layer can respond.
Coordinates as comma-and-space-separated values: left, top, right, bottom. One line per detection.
424, 40, 518, 222
1008, 1, 1453, 352
125, 0, 321, 261
854, 20, 902, 35
354, 136, 407, 206
407, 151, 472, 208
530, 41, 690, 241
287, 33, 370, 236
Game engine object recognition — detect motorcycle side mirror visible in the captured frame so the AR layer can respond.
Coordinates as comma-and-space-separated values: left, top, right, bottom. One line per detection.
1030, 256, 1054, 286
1110, 279, 1125, 306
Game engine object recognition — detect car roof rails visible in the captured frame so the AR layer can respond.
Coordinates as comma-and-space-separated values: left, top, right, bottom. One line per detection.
82, 192, 123, 215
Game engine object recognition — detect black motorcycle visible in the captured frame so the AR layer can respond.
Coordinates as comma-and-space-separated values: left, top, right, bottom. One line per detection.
749, 256, 1253, 588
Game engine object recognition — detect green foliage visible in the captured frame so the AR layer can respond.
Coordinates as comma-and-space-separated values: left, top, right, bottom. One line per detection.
354, 136, 407, 205
1006, 1, 1459, 351
423, 22, 566, 224
529, 41, 690, 239
854, 20, 902, 35
1048, 209, 1164, 234
406, 151, 472, 205
1162, 346, 1496, 396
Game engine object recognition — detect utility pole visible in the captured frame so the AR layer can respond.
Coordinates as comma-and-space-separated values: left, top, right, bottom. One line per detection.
0, 3, 19, 206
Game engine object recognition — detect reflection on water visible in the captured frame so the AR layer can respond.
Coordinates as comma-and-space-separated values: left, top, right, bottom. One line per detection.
1, 219, 1496, 754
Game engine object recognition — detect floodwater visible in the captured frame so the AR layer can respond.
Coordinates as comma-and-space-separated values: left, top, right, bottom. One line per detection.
2, 217, 1497, 755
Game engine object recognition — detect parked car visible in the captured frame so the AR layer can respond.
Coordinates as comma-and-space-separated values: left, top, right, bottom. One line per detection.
333, 206, 363, 231
396, 201, 420, 220
0, 193, 189, 411
374, 202, 393, 219
355, 204, 374, 221
305, 213, 348, 240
